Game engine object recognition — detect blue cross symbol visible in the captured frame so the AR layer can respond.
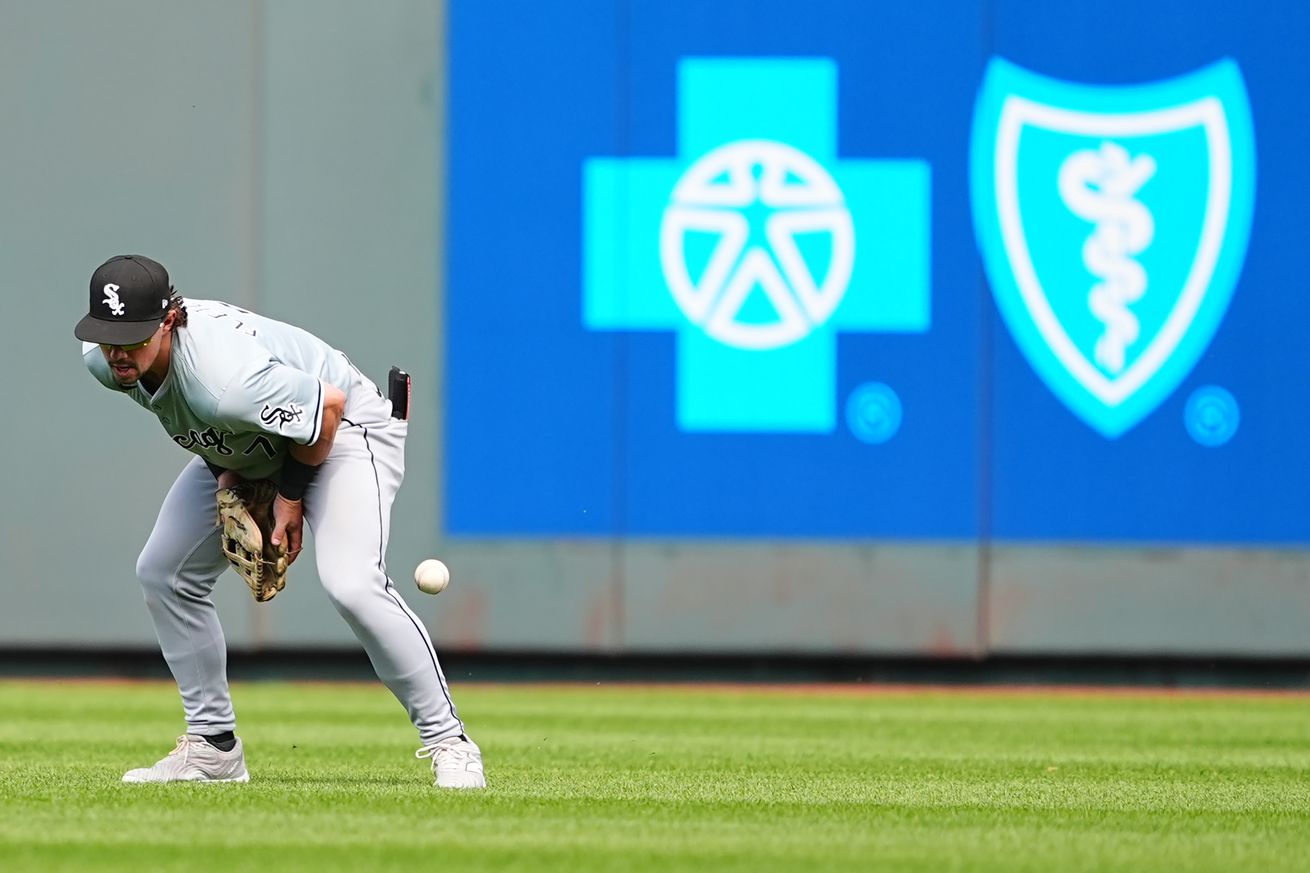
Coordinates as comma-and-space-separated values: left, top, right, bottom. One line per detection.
583, 57, 931, 432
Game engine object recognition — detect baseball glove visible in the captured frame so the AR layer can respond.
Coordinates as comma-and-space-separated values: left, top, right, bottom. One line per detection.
217, 480, 289, 603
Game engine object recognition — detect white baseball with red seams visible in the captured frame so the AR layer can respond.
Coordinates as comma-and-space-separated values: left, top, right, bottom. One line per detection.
415, 559, 450, 594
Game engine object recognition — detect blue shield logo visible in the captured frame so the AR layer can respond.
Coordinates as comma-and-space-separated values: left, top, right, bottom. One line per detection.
971, 58, 1256, 437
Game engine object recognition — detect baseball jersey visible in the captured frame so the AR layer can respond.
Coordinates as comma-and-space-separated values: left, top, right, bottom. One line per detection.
82, 299, 391, 479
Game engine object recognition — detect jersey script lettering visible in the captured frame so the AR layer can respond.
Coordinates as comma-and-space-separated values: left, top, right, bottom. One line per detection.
172, 426, 234, 456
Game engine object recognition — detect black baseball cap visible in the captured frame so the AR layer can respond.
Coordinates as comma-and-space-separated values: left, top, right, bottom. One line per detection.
74, 255, 173, 346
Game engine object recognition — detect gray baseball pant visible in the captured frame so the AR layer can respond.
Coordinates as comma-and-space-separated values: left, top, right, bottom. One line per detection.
133, 418, 465, 746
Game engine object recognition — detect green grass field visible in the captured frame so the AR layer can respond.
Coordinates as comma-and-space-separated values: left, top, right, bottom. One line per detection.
2, 679, 1309, 872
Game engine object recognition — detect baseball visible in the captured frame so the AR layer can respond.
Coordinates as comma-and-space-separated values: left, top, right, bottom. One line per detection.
414, 559, 451, 595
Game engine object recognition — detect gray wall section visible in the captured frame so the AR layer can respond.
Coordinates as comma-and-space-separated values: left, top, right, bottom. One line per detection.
1, 0, 263, 646
0, 0, 441, 649
253, 0, 446, 647
2, 2, 1305, 656
987, 547, 1310, 656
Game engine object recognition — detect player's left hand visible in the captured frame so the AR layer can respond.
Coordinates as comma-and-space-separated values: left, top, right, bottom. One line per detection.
271, 495, 305, 564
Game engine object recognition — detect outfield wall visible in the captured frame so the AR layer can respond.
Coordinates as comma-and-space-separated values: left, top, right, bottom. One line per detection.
4, 1, 1309, 657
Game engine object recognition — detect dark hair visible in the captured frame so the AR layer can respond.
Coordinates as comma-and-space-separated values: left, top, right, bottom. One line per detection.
167, 290, 189, 329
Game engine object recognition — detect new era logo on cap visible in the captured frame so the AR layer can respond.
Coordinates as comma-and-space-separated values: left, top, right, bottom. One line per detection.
74, 254, 173, 346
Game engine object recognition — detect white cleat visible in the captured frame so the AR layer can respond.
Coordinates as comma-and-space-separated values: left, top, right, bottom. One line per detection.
417, 735, 486, 789
122, 734, 250, 784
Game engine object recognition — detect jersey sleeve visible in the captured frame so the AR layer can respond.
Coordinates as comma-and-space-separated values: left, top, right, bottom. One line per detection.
214, 357, 326, 445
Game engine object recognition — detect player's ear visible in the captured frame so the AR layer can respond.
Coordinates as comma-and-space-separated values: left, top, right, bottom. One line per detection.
162, 310, 177, 332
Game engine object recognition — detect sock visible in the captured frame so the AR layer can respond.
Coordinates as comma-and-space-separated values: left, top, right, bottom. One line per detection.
202, 731, 237, 752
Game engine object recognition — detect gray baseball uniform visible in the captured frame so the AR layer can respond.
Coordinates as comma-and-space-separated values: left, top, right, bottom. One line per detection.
82, 299, 466, 746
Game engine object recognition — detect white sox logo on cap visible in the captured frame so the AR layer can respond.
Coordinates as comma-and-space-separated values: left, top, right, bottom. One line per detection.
103, 284, 126, 316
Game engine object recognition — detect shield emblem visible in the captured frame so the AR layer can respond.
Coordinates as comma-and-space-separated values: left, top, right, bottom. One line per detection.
971, 58, 1256, 437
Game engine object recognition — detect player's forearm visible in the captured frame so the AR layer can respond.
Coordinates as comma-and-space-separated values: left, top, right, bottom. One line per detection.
290, 383, 346, 467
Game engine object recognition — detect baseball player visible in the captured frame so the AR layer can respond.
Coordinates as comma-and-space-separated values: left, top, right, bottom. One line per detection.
74, 254, 484, 789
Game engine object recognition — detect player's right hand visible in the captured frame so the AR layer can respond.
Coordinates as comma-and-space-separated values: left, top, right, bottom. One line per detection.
271, 495, 305, 564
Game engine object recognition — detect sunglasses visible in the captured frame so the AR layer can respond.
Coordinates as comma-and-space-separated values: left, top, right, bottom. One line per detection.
100, 336, 153, 352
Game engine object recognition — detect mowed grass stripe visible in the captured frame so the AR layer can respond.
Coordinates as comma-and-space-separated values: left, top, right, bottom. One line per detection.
1, 680, 1308, 872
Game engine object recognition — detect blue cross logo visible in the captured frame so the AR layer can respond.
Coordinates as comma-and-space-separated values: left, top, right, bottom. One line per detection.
583, 57, 932, 432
